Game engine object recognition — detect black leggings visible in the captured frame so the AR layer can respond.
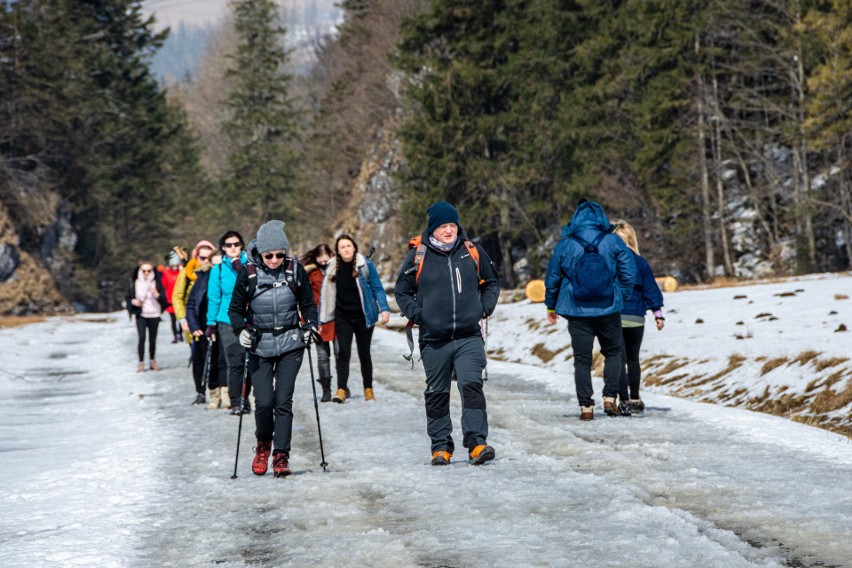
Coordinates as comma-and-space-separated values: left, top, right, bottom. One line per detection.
334, 312, 374, 390
135, 316, 160, 361
169, 312, 179, 337
619, 325, 645, 400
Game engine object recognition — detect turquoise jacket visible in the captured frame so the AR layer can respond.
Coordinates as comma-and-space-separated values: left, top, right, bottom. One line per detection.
206, 251, 248, 326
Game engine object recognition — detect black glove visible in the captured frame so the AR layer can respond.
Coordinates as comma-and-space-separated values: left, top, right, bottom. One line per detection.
302, 324, 321, 345
204, 325, 217, 340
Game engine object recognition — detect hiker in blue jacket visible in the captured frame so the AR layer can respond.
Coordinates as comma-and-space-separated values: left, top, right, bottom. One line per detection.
612, 220, 664, 414
544, 199, 637, 420
207, 230, 250, 415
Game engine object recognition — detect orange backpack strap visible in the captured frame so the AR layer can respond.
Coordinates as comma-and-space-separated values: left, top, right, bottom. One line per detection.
413, 243, 428, 285
464, 240, 484, 285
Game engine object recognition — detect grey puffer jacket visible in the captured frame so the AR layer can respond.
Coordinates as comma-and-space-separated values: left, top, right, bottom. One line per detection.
228, 239, 318, 358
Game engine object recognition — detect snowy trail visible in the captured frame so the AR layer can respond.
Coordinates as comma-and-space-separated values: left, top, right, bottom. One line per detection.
1, 315, 851, 567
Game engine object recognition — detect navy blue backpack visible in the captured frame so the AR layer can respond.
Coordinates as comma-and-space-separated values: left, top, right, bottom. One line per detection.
568, 232, 614, 302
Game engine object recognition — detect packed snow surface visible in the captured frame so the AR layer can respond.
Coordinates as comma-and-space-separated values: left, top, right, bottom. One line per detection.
2, 276, 852, 567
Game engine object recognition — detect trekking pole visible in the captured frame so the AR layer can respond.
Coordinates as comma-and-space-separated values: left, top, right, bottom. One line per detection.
305, 336, 328, 472
231, 347, 251, 480
201, 337, 212, 392
483, 317, 489, 381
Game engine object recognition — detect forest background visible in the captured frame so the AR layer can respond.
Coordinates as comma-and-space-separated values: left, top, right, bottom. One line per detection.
1, 0, 850, 314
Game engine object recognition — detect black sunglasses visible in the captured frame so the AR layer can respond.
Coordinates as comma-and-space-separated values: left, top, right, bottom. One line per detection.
223, 242, 242, 248
263, 252, 285, 260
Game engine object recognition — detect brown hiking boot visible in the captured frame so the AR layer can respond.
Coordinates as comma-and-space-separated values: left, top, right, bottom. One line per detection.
149, 360, 161, 371
579, 406, 594, 421
364, 388, 375, 401
603, 397, 621, 416
332, 388, 347, 404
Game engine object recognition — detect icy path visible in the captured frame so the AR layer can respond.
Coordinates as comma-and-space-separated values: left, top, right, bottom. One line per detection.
1, 314, 851, 567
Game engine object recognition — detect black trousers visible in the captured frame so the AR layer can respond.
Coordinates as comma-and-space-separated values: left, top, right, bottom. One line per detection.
567, 313, 623, 407
169, 312, 179, 337
191, 336, 221, 394
334, 312, 374, 390
251, 349, 304, 454
619, 325, 645, 400
135, 316, 160, 361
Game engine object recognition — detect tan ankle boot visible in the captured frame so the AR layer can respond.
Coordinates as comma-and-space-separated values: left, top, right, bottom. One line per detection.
219, 386, 231, 409
206, 387, 221, 410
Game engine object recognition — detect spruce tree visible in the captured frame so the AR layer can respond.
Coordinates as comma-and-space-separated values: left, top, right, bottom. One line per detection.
221, 0, 300, 222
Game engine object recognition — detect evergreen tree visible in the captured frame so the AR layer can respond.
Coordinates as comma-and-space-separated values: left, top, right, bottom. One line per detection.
221, 0, 300, 222
1, 0, 206, 305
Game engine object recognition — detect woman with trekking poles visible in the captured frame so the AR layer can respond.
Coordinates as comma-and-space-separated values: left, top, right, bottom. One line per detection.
318, 234, 390, 404
228, 220, 319, 478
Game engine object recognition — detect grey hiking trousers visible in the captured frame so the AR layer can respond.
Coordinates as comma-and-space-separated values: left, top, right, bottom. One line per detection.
421, 336, 488, 455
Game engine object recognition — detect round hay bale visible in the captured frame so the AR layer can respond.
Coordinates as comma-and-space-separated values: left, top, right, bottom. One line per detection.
655, 276, 678, 292
525, 279, 546, 303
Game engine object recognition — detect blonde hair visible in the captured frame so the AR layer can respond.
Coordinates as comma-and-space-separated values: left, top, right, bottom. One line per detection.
612, 219, 639, 254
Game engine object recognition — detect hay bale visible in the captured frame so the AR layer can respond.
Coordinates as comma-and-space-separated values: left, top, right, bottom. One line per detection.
525, 279, 546, 303
655, 276, 678, 292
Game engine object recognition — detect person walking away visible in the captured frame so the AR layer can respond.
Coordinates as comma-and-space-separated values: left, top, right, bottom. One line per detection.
301, 243, 336, 402
544, 198, 637, 420
612, 220, 664, 414
394, 201, 500, 466
207, 231, 250, 414
319, 235, 390, 403
160, 250, 184, 343
186, 255, 224, 409
172, 241, 217, 404
228, 220, 319, 478
125, 261, 169, 372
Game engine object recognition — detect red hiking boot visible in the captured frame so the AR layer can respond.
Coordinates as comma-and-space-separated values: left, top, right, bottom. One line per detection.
252, 440, 272, 476
272, 452, 291, 478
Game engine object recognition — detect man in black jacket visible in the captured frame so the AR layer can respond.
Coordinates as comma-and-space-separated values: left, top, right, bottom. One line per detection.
395, 201, 501, 466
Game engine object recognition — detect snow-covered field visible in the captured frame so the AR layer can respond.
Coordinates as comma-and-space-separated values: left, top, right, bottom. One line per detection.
1, 275, 851, 567
486, 272, 852, 437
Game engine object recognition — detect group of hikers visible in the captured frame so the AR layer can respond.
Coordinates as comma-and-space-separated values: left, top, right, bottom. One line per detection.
124, 198, 664, 477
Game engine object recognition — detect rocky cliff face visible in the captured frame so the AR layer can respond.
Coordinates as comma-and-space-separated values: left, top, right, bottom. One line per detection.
337, 121, 407, 282
0, 192, 74, 315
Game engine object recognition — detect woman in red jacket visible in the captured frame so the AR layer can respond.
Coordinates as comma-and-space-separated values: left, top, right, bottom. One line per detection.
300, 244, 335, 402
159, 249, 184, 343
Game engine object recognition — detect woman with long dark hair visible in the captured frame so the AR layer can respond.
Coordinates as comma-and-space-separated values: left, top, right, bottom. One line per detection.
319, 234, 390, 403
300, 243, 335, 402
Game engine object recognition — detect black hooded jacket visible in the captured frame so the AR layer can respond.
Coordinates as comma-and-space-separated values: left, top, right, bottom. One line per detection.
394, 228, 500, 344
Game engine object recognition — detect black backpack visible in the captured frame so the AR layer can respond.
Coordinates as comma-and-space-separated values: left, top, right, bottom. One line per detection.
568, 232, 614, 302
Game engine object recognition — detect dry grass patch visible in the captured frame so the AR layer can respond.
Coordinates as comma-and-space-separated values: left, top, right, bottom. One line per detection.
0, 315, 46, 328
657, 357, 690, 376
760, 357, 788, 375
525, 317, 542, 332
705, 354, 746, 382
814, 356, 849, 372
835, 294, 849, 300
488, 347, 506, 361
810, 381, 852, 414
823, 369, 846, 389
791, 350, 821, 366
530, 343, 567, 363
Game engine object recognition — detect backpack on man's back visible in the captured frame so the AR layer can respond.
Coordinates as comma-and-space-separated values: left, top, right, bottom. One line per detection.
568, 232, 614, 302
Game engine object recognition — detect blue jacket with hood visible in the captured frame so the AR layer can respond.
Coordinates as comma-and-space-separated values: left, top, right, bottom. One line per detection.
544, 200, 637, 317
206, 250, 248, 326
